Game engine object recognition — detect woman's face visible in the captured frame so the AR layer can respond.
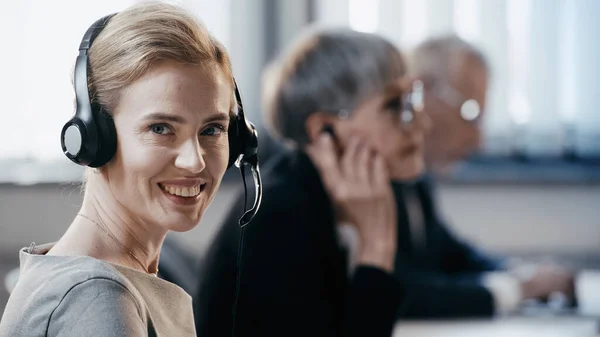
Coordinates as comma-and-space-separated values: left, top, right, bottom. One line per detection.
105, 61, 231, 232
335, 81, 431, 181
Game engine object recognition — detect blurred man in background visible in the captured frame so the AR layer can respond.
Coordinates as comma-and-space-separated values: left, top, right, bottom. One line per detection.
391, 34, 576, 318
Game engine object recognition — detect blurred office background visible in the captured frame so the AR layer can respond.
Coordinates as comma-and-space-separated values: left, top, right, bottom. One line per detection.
1, 0, 599, 332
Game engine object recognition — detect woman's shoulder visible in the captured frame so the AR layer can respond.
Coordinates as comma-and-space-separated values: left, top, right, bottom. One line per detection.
15, 249, 143, 306
254, 149, 328, 206
0, 251, 146, 336
18, 250, 134, 293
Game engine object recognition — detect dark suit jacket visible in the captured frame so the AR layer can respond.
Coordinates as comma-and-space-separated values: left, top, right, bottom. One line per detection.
391, 177, 502, 318
194, 149, 404, 337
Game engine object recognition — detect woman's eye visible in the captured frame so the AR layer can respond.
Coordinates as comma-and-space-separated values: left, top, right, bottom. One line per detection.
200, 125, 226, 136
382, 97, 403, 116
384, 97, 402, 111
149, 123, 173, 135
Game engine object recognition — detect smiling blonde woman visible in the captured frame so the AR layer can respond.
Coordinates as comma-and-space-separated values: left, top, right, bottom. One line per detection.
0, 2, 255, 336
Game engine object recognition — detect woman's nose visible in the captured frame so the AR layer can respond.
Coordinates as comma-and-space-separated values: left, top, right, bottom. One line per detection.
174, 140, 206, 174
408, 109, 432, 135
420, 110, 433, 134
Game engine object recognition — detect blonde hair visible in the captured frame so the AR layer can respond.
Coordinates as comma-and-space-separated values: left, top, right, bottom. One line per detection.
88, 1, 235, 114
79, 1, 234, 187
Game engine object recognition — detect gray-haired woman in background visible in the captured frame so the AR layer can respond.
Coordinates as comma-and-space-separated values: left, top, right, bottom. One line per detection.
194, 27, 430, 337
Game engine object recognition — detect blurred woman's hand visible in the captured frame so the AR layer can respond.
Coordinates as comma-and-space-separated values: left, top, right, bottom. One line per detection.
520, 265, 576, 302
307, 133, 397, 272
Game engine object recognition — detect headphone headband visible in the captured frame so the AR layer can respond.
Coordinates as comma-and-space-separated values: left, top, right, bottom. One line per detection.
73, 13, 116, 124
79, 14, 116, 52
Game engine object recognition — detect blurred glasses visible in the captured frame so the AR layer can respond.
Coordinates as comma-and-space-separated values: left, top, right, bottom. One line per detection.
430, 82, 481, 123
381, 79, 425, 130
335, 80, 426, 130
400, 80, 425, 124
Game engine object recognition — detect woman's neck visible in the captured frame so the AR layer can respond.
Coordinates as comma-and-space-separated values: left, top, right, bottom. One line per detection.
50, 186, 166, 276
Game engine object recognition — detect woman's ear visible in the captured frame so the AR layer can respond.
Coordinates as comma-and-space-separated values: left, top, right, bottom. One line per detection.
305, 112, 338, 144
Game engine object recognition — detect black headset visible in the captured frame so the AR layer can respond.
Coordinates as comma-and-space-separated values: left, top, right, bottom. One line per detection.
60, 13, 262, 226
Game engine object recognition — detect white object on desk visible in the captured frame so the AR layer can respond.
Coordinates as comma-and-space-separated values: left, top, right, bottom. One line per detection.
393, 316, 598, 337
577, 270, 600, 317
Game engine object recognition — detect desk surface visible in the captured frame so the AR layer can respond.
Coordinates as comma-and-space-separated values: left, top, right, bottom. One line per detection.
394, 316, 599, 337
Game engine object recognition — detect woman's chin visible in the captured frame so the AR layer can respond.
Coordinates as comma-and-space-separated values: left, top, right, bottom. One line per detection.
390, 158, 426, 182
162, 213, 204, 232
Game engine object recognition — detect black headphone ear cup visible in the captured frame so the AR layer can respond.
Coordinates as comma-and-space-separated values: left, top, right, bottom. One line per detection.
228, 115, 242, 168
88, 106, 117, 168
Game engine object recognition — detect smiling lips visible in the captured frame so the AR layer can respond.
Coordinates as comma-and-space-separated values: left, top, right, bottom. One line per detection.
158, 180, 207, 205
160, 184, 203, 197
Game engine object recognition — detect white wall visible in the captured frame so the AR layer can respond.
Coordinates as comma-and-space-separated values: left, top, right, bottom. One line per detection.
436, 184, 600, 254
1, 182, 598, 258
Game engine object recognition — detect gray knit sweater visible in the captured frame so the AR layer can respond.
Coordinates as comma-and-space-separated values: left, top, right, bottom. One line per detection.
0, 243, 195, 337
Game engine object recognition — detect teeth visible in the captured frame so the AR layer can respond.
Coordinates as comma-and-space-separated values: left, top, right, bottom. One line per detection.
161, 184, 202, 197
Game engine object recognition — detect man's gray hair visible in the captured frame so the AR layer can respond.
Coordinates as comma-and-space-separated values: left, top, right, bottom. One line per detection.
408, 34, 489, 83
262, 26, 406, 147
